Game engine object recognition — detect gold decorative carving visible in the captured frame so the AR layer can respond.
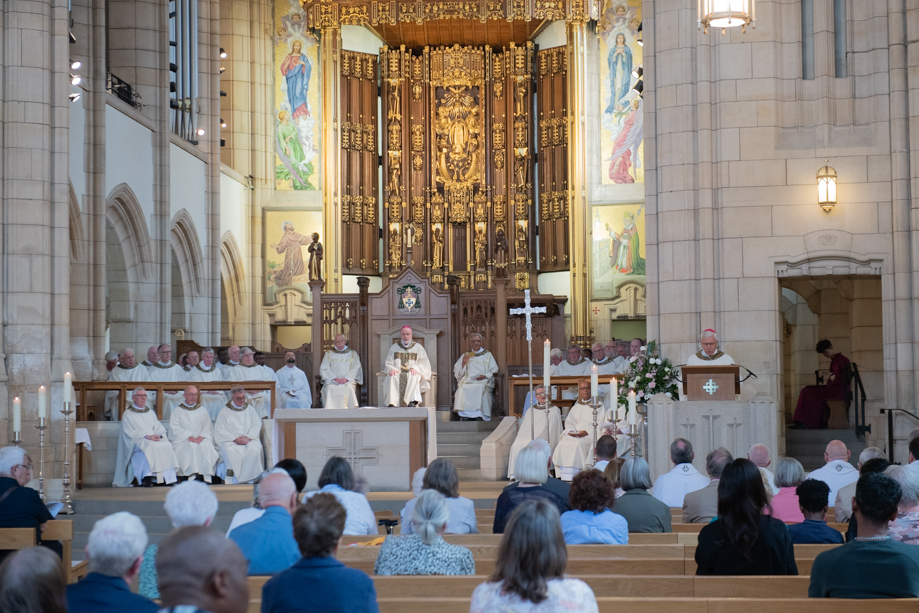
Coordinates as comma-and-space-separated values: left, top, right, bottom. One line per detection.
389, 225, 402, 268
364, 124, 375, 151
449, 196, 467, 223
341, 54, 351, 77
412, 196, 425, 224
514, 149, 528, 186
493, 123, 505, 149
353, 195, 364, 223
341, 195, 351, 222
388, 150, 402, 192
411, 124, 424, 151
300, 1, 599, 25
341, 121, 351, 149
513, 118, 527, 147
494, 150, 505, 170
339, 5, 369, 24
413, 154, 423, 171
365, 196, 376, 224
474, 192, 487, 222
514, 193, 529, 219
388, 117, 401, 150
493, 54, 504, 99
353, 122, 363, 150
388, 195, 402, 220
493, 195, 506, 222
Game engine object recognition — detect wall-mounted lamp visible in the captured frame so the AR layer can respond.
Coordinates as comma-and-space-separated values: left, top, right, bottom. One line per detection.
817, 159, 837, 213
219, 47, 227, 59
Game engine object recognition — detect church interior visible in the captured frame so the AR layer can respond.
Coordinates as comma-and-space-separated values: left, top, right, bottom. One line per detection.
2, 0, 919, 607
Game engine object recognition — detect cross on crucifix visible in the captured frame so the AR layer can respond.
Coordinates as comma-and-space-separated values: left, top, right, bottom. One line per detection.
326, 430, 379, 474
510, 290, 546, 439
703, 379, 719, 395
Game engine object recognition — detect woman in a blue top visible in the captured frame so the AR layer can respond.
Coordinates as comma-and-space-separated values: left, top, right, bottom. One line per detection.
560, 469, 628, 545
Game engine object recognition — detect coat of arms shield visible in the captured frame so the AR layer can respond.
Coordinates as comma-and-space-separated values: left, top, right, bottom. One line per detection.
397, 284, 422, 313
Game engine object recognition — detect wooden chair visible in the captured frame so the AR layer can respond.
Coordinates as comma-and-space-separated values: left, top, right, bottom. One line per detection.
0, 521, 88, 584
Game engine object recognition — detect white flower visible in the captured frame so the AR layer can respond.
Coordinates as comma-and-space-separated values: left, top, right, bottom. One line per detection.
629, 380, 637, 388
646, 373, 653, 379
640, 345, 647, 352
656, 358, 662, 365
629, 356, 637, 363
665, 367, 670, 373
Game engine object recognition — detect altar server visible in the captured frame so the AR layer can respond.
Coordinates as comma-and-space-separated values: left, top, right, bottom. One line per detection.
105, 347, 151, 421
453, 333, 499, 421
686, 329, 735, 366
319, 335, 363, 409
186, 347, 226, 420
214, 387, 264, 484
552, 380, 599, 481
508, 386, 562, 480
113, 388, 179, 487
382, 326, 433, 407
277, 351, 313, 409
168, 386, 219, 483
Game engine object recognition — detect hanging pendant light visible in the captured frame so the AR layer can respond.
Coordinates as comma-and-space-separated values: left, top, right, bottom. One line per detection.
698, 0, 755, 35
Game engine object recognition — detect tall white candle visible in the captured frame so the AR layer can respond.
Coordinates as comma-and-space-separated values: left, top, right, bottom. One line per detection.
38, 386, 46, 419
12, 397, 21, 434
63, 372, 72, 405
628, 390, 637, 425
542, 340, 551, 403
611, 377, 618, 405
590, 365, 598, 399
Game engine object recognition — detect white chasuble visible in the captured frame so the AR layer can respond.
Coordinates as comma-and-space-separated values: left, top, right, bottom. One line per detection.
277, 364, 313, 409
685, 350, 735, 366
319, 348, 363, 409
147, 362, 187, 420
186, 364, 225, 420
113, 406, 179, 487
169, 403, 220, 480
553, 358, 592, 400
507, 404, 562, 480
381, 341, 433, 406
214, 403, 264, 483
452, 349, 499, 420
552, 400, 599, 480
221, 364, 276, 418
105, 364, 151, 421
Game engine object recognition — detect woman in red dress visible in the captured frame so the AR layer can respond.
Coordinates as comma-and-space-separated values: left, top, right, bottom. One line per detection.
791, 340, 850, 429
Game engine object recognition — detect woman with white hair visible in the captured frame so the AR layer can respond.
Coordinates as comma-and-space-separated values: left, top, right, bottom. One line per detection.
137, 481, 218, 598
886, 464, 919, 545
492, 446, 568, 533
0, 446, 61, 559
0, 547, 67, 613
375, 490, 475, 576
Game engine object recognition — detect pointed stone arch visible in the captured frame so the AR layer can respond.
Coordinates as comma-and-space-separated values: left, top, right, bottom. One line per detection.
69, 183, 85, 263
105, 183, 153, 282
220, 231, 247, 325
170, 209, 205, 298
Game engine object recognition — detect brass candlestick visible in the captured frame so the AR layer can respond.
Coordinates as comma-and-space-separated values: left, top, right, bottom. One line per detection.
36, 418, 46, 502
60, 401, 75, 514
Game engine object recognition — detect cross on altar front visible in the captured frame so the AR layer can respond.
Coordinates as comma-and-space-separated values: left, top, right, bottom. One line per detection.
509, 290, 546, 341
326, 430, 379, 474
703, 379, 719, 395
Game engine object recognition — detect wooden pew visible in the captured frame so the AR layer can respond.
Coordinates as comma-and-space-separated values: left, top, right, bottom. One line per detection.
0, 527, 38, 552
341, 532, 690, 546
43, 520, 89, 583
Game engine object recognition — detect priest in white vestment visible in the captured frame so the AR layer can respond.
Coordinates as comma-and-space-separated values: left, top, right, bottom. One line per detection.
141, 345, 159, 371
319, 335, 362, 409
146, 344, 188, 419
553, 345, 591, 399
508, 386, 562, 479
168, 385, 220, 482
113, 388, 179, 487
222, 347, 276, 418
185, 348, 225, 420
216, 346, 239, 373
105, 348, 151, 420
382, 326, 433, 407
278, 350, 313, 409
552, 380, 600, 481
453, 333, 499, 421
214, 387, 264, 484
685, 329, 735, 366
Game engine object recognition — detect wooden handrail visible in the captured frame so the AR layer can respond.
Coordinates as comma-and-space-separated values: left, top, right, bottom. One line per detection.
73, 381, 277, 420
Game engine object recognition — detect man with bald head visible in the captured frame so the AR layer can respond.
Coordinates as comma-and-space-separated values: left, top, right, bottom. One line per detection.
105, 347, 151, 421
807, 440, 859, 507
228, 473, 301, 575
319, 334, 363, 409
748, 444, 779, 496
141, 345, 159, 370
156, 526, 249, 613
168, 386, 219, 483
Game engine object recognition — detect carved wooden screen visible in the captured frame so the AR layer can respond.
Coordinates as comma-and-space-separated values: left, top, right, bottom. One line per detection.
340, 51, 379, 275
320, 296, 359, 353
458, 294, 497, 349
535, 46, 569, 272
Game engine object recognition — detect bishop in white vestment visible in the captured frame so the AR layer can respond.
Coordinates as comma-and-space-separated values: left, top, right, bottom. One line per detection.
214, 388, 264, 484
147, 344, 187, 419
382, 326, 433, 407
105, 348, 151, 420
168, 386, 220, 482
319, 335, 362, 409
186, 348, 226, 420
278, 351, 313, 409
453, 334, 499, 421
222, 348, 277, 418
113, 388, 179, 487
508, 386, 562, 479
552, 381, 599, 481
685, 329, 735, 366
553, 346, 592, 400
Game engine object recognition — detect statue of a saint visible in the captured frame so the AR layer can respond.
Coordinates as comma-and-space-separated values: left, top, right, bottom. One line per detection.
516, 223, 528, 263
390, 227, 402, 269
495, 228, 509, 278
432, 227, 445, 269
307, 232, 323, 281
474, 227, 487, 270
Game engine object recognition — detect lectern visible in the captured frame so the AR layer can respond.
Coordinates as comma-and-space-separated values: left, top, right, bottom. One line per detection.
681, 365, 740, 401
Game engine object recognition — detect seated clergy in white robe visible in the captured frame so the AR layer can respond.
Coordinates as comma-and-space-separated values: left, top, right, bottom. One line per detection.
553, 345, 592, 400
552, 380, 599, 481
185, 348, 226, 420
222, 348, 277, 418
147, 344, 187, 420
168, 385, 220, 483
320, 335, 363, 409
453, 333, 499, 421
685, 329, 735, 366
508, 386, 562, 480
141, 345, 159, 372
277, 351, 313, 409
214, 387, 264, 484
113, 388, 179, 487
382, 326, 433, 407
105, 347, 151, 421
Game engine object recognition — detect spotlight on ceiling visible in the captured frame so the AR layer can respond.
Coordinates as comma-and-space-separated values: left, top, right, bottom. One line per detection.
632, 65, 643, 79
70, 74, 82, 85
71, 60, 82, 70
219, 47, 227, 59
69, 93, 81, 102
196, 128, 206, 136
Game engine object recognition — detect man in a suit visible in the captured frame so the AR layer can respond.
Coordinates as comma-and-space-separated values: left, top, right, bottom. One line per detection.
66, 512, 158, 613
262, 493, 379, 613
683, 447, 733, 524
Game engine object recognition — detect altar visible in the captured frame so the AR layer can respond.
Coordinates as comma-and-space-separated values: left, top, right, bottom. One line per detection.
271, 408, 437, 492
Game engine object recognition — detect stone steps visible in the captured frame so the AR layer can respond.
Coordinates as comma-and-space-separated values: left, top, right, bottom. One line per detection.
785, 427, 865, 471
435, 419, 500, 471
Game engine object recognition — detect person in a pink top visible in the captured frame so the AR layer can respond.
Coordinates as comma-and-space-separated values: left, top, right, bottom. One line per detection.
770, 457, 805, 523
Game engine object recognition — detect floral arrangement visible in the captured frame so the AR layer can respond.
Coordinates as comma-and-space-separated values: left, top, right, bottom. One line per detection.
616, 340, 680, 407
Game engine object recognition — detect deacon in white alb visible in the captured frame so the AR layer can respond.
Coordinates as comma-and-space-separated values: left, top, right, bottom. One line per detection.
686, 329, 735, 366
113, 388, 179, 487
147, 344, 187, 419
453, 333, 499, 421
277, 350, 313, 409
552, 380, 599, 481
185, 347, 226, 420
508, 386, 562, 480
214, 387, 264, 484
319, 335, 362, 409
222, 347, 277, 418
105, 347, 151, 421
382, 326, 433, 407
553, 345, 591, 399
168, 385, 220, 482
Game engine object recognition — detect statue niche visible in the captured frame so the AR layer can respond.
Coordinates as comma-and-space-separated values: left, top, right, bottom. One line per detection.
435, 85, 483, 187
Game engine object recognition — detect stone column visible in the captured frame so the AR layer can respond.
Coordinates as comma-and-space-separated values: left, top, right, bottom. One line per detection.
319, 26, 342, 292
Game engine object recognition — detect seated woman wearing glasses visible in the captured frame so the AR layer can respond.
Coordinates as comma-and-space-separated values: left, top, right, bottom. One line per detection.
0, 447, 62, 560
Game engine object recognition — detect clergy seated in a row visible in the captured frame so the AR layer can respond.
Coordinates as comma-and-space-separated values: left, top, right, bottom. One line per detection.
278, 350, 313, 408
686, 329, 735, 366
168, 386, 220, 483
146, 344, 187, 420
382, 326, 432, 407
508, 385, 562, 480
319, 334, 363, 409
114, 388, 179, 487
222, 347, 278, 418
184, 348, 226, 420
215, 387, 265, 484
105, 347, 150, 420
552, 345, 591, 400
452, 333, 498, 421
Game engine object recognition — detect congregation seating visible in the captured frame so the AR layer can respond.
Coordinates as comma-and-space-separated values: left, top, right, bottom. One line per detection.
0, 520, 88, 584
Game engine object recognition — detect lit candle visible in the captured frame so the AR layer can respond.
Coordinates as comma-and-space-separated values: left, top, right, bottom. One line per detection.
628, 390, 637, 425
64, 372, 72, 405
542, 340, 551, 403
12, 397, 21, 435
38, 386, 46, 419
590, 365, 598, 399
611, 377, 618, 405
